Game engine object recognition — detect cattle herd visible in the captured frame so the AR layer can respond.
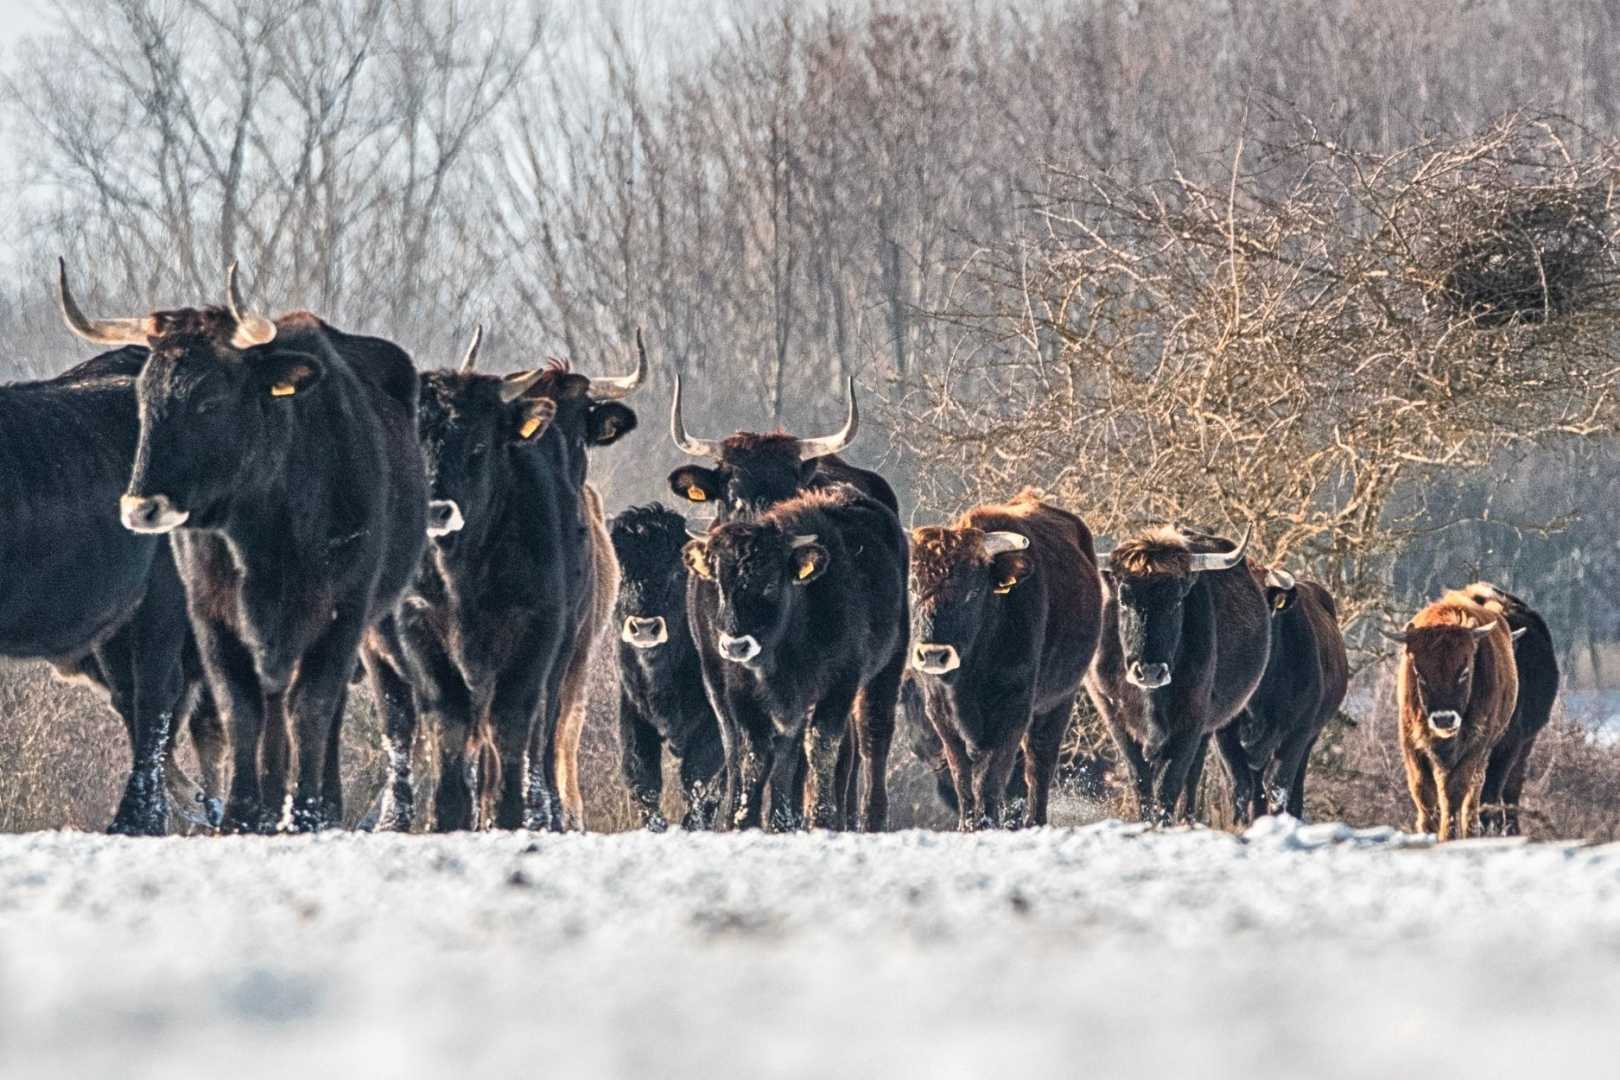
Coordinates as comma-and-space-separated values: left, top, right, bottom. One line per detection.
0, 262, 1561, 842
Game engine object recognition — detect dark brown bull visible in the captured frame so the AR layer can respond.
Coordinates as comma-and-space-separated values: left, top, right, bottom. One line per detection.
1460, 582, 1558, 836
1390, 591, 1519, 841
908, 491, 1101, 830
1216, 568, 1348, 823
1086, 526, 1271, 823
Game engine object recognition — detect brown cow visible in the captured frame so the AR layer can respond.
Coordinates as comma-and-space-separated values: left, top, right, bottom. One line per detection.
908, 491, 1102, 830
1391, 591, 1520, 841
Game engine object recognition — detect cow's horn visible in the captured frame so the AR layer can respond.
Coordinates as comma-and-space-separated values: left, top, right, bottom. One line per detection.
1265, 567, 1296, 590
225, 262, 277, 348
588, 327, 647, 400
797, 376, 858, 461
671, 375, 724, 458
1186, 525, 1251, 573
982, 531, 1030, 557
1380, 624, 1412, 645
460, 324, 484, 373
56, 258, 152, 345
1470, 623, 1495, 640
499, 369, 546, 403
788, 534, 819, 548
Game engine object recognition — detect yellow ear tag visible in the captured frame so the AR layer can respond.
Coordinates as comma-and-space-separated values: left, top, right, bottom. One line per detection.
1274, 594, 1289, 611
687, 486, 707, 502
994, 576, 1018, 595
798, 560, 816, 580
270, 382, 297, 398
520, 416, 543, 439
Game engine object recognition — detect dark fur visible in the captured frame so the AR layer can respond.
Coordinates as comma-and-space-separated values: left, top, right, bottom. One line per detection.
669, 439, 898, 521
908, 491, 1101, 829
686, 485, 909, 831
1462, 583, 1558, 835
128, 310, 427, 832
1086, 527, 1272, 823
374, 365, 634, 832
0, 348, 214, 835
610, 503, 723, 829
1218, 575, 1348, 823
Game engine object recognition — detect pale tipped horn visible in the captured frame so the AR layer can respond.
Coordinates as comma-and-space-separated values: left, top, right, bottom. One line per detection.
56, 258, 152, 345
1265, 567, 1296, 591
797, 376, 859, 461
499, 369, 546, 403
1380, 624, 1412, 646
1186, 525, 1252, 573
224, 262, 277, 348
788, 533, 819, 548
587, 327, 647, 400
982, 531, 1030, 557
671, 375, 724, 458
460, 324, 484, 373
1469, 623, 1495, 641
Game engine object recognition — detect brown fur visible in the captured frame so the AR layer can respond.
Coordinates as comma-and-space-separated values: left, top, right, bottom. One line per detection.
1397, 592, 1520, 841
1106, 526, 1194, 579
553, 483, 618, 830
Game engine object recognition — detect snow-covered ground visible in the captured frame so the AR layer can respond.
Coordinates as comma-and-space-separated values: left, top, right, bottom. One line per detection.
2, 820, 1619, 1079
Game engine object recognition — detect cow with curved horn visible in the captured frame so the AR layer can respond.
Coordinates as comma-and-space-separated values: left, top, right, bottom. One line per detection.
1085, 524, 1271, 823
64, 259, 429, 833
1390, 588, 1521, 840
371, 327, 641, 832
667, 375, 897, 520
1217, 566, 1348, 823
907, 490, 1102, 830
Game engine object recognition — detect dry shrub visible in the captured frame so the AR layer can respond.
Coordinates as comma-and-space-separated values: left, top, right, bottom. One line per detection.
0, 660, 125, 832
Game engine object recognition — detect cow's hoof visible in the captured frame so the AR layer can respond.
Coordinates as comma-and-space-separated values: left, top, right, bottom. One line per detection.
287, 799, 328, 834
643, 812, 669, 834
221, 801, 271, 835
202, 797, 226, 829
108, 806, 167, 838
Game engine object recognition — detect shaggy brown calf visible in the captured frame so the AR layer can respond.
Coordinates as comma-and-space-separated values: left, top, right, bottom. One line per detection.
1392, 591, 1520, 841
908, 491, 1101, 829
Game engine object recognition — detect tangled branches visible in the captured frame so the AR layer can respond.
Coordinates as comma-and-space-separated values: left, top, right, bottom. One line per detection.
897, 110, 1620, 639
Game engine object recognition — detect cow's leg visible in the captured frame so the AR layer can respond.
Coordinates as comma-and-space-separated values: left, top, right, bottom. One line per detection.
1266, 727, 1320, 822
1102, 714, 1153, 820
492, 670, 551, 831
283, 609, 366, 832
1445, 760, 1486, 842
1501, 733, 1540, 837
853, 654, 904, 832
1022, 697, 1073, 827
363, 647, 417, 832
1179, 735, 1209, 824
805, 682, 861, 830
409, 643, 475, 833
526, 639, 571, 832
975, 741, 1022, 829
1214, 724, 1257, 826
725, 696, 774, 831
1147, 730, 1203, 825
766, 729, 807, 831
195, 623, 272, 834
1478, 736, 1514, 836
834, 734, 857, 830
678, 737, 724, 830
1402, 748, 1437, 836
184, 685, 228, 828
933, 717, 978, 830
619, 691, 668, 831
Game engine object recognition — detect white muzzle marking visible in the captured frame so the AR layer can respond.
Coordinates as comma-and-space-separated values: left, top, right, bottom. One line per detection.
912, 643, 961, 675
1427, 710, 1462, 739
119, 494, 189, 535
622, 616, 669, 649
427, 499, 465, 538
718, 633, 762, 663
1126, 661, 1172, 690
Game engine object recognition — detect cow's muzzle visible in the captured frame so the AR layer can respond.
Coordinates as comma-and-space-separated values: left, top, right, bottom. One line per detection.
622, 616, 669, 649
119, 494, 189, 534
912, 643, 961, 675
717, 633, 762, 664
1427, 710, 1463, 739
427, 499, 465, 538
1126, 660, 1172, 690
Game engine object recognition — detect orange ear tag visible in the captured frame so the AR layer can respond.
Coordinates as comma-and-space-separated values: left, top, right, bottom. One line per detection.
688, 486, 708, 502
994, 576, 1017, 594
798, 560, 816, 580
520, 416, 543, 439
270, 383, 297, 397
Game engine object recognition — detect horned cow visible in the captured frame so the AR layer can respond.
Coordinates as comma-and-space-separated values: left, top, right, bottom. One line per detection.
1390, 590, 1520, 841
684, 485, 908, 831
907, 491, 1101, 830
1086, 526, 1271, 823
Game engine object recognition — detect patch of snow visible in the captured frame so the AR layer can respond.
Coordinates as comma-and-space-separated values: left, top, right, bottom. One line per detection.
1, 819, 1618, 1078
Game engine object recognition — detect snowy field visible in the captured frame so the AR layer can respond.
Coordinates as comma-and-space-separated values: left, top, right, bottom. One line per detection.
3, 820, 1619, 1079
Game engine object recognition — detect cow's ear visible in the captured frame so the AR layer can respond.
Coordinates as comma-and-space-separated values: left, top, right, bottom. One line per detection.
1266, 586, 1298, 613
256, 350, 324, 399
669, 465, 722, 505
992, 552, 1034, 595
587, 402, 637, 447
789, 543, 829, 586
682, 539, 713, 580
513, 397, 557, 442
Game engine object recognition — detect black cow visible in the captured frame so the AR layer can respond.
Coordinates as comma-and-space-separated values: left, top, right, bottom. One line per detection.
609, 503, 724, 830
684, 484, 908, 831
373, 328, 640, 832
4, 331, 218, 835
1216, 568, 1348, 823
1463, 583, 1559, 835
908, 491, 1102, 830
1087, 526, 1271, 823
61, 262, 428, 833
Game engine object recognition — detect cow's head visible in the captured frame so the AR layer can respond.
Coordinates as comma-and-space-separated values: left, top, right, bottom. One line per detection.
420, 326, 642, 546
58, 261, 325, 534
682, 520, 829, 667
667, 376, 857, 517
1096, 525, 1250, 690
610, 503, 691, 652
907, 525, 1033, 677
1386, 617, 1498, 740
